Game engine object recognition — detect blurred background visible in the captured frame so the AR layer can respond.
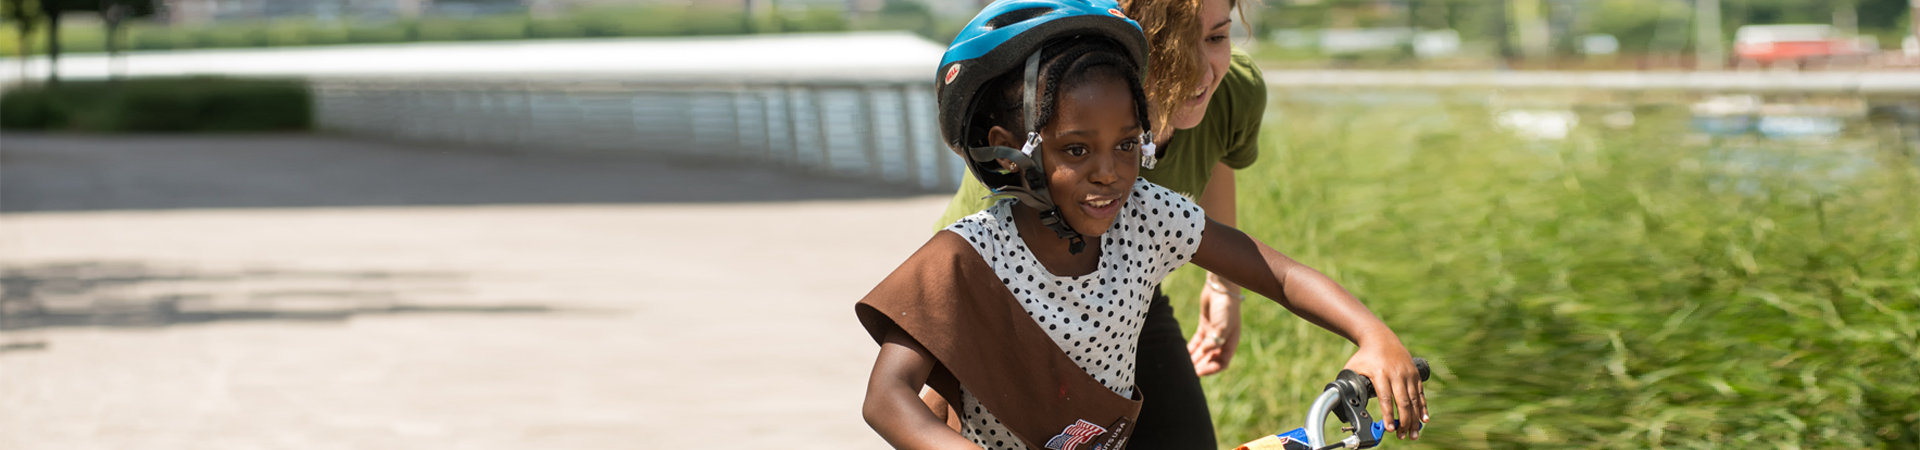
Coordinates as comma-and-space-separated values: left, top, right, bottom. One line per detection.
0, 0, 1917, 449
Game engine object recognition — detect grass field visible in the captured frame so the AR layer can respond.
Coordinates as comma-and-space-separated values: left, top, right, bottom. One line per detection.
1160, 97, 1920, 449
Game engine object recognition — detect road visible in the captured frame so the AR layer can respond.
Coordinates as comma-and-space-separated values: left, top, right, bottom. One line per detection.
0, 133, 949, 449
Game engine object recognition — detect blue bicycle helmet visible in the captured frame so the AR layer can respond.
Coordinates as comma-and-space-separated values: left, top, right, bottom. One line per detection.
936, 0, 1155, 254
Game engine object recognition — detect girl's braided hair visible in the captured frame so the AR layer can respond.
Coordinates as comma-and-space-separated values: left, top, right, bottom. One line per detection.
964, 36, 1150, 149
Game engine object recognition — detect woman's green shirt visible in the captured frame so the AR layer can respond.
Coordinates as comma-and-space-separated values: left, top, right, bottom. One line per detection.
931, 49, 1266, 230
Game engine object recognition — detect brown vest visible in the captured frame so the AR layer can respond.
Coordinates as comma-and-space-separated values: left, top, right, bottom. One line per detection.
856, 231, 1143, 450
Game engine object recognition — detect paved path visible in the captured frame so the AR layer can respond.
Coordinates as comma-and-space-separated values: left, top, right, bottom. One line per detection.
0, 134, 950, 449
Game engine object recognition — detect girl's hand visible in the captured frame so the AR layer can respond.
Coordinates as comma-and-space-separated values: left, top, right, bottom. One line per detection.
1343, 343, 1426, 440
1187, 272, 1243, 376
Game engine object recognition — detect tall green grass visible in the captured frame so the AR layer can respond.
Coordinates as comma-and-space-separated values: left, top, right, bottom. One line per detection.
1164, 97, 1920, 449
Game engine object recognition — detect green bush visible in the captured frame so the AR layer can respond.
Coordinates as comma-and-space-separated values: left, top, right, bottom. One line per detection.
196, 25, 269, 48
460, 15, 530, 40
53, 25, 107, 53
128, 24, 188, 50
0, 77, 310, 132
774, 8, 848, 33
346, 23, 411, 44
527, 18, 586, 38
414, 17, 469, 41
1178, 96, 1920, 449
681, 8, 750, 36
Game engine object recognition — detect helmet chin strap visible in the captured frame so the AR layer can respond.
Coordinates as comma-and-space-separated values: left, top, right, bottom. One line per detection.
964, 50, 1086, 254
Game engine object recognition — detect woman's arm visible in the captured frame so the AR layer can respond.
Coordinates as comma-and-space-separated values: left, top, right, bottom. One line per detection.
864, 327, 981, 449
1189, 162, 1244, 376
1189, 220, 1429, 440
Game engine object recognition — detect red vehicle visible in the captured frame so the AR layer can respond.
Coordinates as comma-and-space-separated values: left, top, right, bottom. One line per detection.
1733, 24, 1866, 68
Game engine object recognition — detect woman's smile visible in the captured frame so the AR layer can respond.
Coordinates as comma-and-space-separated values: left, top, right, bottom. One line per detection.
1185, 84, 1210, 107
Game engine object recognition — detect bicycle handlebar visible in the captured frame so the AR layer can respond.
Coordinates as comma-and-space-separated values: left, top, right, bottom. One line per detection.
1309, 357, 1430, 450
1235, 357, 1432, 450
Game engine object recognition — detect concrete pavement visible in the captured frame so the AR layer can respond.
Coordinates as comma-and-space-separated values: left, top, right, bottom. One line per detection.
0, 133, 949, 449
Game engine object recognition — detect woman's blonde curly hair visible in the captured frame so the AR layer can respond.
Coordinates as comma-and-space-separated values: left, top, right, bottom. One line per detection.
1120, 0, 1246, 133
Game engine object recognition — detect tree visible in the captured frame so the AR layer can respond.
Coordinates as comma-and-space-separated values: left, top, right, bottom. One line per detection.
95, 0, 157, 79
33, 0, 153, 83
3, 0, 41, 82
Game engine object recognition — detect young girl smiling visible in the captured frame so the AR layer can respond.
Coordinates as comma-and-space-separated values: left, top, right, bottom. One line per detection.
857, 1, 1425, 448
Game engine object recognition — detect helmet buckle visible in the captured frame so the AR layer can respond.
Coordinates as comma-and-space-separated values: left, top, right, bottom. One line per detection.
1019, 132, 1045, 158
1139, 132, 1158, 170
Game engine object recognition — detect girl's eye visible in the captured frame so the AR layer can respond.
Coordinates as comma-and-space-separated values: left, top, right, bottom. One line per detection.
1118, 140, 1138, 153
1064, 146, 1089, 157
1208, 34, 1228, 43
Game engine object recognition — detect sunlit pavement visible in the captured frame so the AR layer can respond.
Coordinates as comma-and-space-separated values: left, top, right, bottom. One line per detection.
0, 134, 946, 449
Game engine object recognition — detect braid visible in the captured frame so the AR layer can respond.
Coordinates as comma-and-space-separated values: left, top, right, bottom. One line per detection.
1032, 37, 1149, 135
964, 37, 1149, 148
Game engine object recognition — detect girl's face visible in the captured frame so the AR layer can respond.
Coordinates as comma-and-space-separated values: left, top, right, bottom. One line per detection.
992, 76, 1144, 237
1167, 0, 1233, 130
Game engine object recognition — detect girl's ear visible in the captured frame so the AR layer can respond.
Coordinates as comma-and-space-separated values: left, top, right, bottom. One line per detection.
986, 126, 1023, 173
987, 125, 1017, 148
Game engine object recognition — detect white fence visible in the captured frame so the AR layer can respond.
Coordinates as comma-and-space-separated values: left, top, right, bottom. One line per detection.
312, 78, 962, 191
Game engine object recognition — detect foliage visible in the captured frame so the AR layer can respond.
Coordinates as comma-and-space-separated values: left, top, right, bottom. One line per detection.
1587, 0, 1694, 54
1167, 95, 1920, 449
0, 76, 309, 132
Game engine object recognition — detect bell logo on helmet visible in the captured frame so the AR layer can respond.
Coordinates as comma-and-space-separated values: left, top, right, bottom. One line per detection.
945, 64, 963, 85
1106, 8, 1124, 17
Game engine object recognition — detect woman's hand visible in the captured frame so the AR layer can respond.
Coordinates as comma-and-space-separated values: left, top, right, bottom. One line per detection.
1342, 342, 1426, 441
1187, 272, 1243, 376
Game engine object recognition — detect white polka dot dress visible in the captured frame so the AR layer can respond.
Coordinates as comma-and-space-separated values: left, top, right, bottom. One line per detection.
941, 179, 1206, 450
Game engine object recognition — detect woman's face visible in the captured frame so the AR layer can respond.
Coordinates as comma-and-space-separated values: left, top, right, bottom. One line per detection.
992, 76, 1143, 237
1168, 0, 1233, 130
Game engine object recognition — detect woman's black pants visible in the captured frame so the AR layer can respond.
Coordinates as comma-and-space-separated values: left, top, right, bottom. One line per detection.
1127, 286, 1217, 449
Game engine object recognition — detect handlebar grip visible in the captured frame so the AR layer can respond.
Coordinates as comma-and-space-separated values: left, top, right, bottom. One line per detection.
1413, 357, 1430, 382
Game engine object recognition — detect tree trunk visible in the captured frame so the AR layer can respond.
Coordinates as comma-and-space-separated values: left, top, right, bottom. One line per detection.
103, 3, 124, 80
14, 22, 31, 82
42, 1, 59, 85
1493, 0, 1515, 66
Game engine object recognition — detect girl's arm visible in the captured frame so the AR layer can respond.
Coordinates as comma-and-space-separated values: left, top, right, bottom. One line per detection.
864, 327, 981, 449
1189, 220, 1429, 440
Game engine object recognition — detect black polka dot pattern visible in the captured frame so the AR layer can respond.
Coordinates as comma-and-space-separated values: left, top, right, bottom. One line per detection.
941, 179, 1206, 449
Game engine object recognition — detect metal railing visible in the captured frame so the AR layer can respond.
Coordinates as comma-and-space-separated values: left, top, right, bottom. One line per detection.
311, 78, 962, 191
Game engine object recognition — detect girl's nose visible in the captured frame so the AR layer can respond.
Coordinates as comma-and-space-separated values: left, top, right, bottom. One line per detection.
1088, 153, 1119, 186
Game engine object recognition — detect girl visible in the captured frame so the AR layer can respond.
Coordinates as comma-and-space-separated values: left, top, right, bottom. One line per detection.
933, 0, 1271, 445
860, 1, 1423, 448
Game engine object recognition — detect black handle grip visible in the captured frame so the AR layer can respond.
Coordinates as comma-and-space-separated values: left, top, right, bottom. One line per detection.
1413, 357, 1430, 382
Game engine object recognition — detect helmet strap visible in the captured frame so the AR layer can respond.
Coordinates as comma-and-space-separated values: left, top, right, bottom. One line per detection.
1017, 46, 1087, 254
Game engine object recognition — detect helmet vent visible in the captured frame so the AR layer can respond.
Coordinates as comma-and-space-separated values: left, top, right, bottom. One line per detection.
984, 7, 1053, 30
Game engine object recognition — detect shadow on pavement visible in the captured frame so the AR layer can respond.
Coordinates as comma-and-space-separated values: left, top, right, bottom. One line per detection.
0, 261, 567, 335
0, 133, 936, 212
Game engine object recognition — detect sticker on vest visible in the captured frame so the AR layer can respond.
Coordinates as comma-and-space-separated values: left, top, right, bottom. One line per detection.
1045, 420, 1107, 450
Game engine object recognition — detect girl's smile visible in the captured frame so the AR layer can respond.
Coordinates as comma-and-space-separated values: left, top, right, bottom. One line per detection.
1037, 73, 1143, 237
1080, 195, 1124, 220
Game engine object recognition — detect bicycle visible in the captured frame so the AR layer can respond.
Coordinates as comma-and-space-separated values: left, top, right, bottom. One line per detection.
1235, 357, 1432, 450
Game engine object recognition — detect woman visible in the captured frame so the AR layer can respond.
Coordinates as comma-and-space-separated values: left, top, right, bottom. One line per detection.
929, 0, 1265, 446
